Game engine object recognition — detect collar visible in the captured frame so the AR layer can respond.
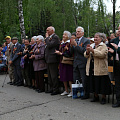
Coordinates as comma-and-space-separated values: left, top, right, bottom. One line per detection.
8, 42, 12, 47
90, 42, 104, 48
61, 40, 70, 44
79, 36, 83, 41
37, 42, 44, 47
14, 42, 18, 46
31, 43, 36, 47
49, 33, 55, 38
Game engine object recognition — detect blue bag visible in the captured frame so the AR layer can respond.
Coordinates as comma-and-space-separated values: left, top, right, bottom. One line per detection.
20, 57, 25, 68
72, 80, 84, 99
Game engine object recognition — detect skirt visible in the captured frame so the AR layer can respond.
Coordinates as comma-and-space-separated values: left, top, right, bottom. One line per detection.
59, 63, 73, 82
88, 75, 111, 95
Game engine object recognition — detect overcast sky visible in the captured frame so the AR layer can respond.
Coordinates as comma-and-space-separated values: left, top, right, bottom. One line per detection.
104, 0, 120, 13
74, 0, 120, 13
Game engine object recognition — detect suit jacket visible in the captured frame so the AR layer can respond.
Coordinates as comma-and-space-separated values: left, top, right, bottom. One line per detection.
71, 37, 90, 68
5, 42, 13, 62
109, 37, 120, 61
10, 42, 22, 65
45, 33, 60, 63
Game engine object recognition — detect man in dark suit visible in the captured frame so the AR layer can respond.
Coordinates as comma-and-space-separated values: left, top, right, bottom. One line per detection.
45, 26, 60, 95
108, 28, 120, 107
9, 37, 23, 86
70, 26, 90, 99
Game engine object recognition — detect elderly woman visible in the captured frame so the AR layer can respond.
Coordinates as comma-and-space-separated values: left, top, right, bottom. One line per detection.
55, 31, 73, 97
30, 35, 46, 93
84, 32, 111, 104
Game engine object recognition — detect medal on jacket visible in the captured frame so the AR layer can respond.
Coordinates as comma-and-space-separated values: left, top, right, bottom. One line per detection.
13, 47, 17, 53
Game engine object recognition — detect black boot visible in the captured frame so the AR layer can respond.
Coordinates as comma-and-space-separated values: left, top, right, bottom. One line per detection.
112, 102, 120, 108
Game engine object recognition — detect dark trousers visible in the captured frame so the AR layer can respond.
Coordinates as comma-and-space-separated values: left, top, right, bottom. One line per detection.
47, 63, 59, 92
23, 65, 31, 86
29, 60, 35, 85
35, 70, 45, 91
114, 61, 120, 102
14, 64, 23, 84
73, 65, 89, 96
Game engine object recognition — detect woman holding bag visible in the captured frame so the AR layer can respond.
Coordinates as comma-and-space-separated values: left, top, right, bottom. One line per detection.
84, 32, 111, 104
55, 31, 73, 97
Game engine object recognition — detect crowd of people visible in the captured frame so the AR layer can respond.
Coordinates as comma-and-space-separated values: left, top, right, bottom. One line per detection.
0, 25, 120, 108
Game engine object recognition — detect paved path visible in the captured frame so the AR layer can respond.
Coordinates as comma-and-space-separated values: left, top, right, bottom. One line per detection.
0, 74, 120, 120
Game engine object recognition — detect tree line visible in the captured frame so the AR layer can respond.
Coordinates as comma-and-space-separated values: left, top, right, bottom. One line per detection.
0, 0, 120, 43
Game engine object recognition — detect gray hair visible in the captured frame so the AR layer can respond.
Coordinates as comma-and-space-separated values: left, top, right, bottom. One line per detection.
63, 31, 71, 39
32, 36, 37, 41
76, 26, 84, 33
50, 26, 55, 32
101, 33, 106, 42
36, 35, 44, 42
95, 32, 105, 42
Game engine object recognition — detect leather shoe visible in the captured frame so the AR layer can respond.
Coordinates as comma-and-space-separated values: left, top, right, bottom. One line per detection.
91, 96, 99, 102
9, 82, 14, 85
112, 102, 120, 108
17, 83, 24, 86
7, 82, 12, 84
51, 91, 59, 95
37, 90, 45, 93
101, 98, 106, 104
81, 95, 89, 100
45, 90, 53, 93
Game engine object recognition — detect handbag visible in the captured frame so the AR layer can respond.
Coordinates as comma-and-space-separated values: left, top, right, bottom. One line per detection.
72, 80, 84, 99
61, 56, 73, 65
20, 57, 25, 69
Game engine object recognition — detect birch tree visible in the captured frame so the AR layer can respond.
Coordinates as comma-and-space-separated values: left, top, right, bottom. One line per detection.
18, 0, 26, 39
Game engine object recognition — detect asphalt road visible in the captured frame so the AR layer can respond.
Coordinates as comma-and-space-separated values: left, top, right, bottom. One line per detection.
0, 74, 120, 120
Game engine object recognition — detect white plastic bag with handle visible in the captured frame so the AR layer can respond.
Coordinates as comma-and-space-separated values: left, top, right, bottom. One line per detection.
72, 80, 84, 99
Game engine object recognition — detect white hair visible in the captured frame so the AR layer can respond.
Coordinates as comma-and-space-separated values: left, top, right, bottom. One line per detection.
76, 26, 84, 32
32, 36, 37, 41
36, 35, 44, 42
50, 26, 55, 32
63, 31, 71, 39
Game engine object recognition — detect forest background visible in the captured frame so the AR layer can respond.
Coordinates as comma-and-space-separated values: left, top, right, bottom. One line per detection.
0, 0, 120, 43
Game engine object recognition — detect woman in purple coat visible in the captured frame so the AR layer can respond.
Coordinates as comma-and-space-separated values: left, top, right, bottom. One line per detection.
30, 35, 47, 93
55, 31, 73, 97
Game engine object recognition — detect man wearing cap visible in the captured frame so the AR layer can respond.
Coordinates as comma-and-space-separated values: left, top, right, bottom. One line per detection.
9, 37, 23, 86
5, 36, 15, 84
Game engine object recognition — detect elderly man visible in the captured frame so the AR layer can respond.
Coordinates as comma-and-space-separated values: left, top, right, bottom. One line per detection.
108, 28, 120, 107
5, 36, 15, 85
9, 37, 23, 86
70, 26, 90, 99
45, 26, 60, 95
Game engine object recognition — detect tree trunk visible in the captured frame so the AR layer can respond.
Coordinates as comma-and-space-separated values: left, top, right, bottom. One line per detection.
113, 0, 116, 33
18, 0, 26, 39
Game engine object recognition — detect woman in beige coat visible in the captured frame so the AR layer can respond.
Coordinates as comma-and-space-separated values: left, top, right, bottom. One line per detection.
84, 32, 111, 104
